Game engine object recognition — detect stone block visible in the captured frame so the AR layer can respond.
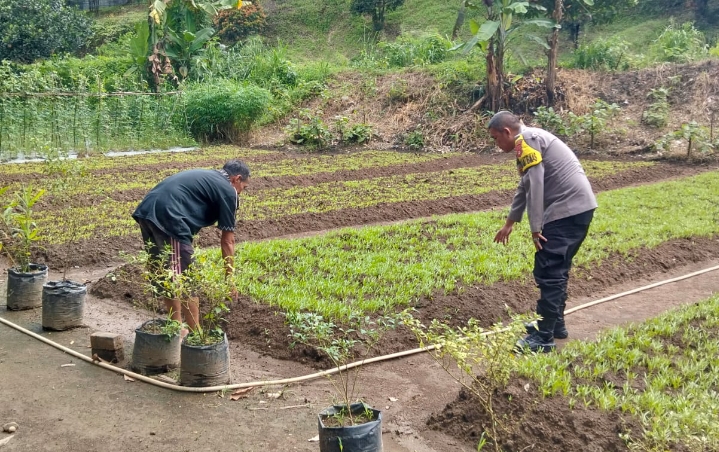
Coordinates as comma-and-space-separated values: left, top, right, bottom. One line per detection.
90, 332, 122, 351
91, 332, 124, 363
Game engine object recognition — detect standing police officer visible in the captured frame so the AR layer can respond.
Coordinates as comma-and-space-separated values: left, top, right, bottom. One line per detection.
489, 112, 597, 353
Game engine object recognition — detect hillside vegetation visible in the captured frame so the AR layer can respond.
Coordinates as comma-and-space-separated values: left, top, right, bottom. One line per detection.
0, 0, 718, 160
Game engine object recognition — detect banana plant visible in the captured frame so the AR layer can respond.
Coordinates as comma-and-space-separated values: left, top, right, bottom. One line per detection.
149, 0, 242, 25
165, 27, 215, 79
124, 21, 150, 79
144, 0, 249, 87
459, 0, 553, 111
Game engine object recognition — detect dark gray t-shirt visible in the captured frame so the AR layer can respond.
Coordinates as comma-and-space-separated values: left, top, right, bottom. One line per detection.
133, 169, 238, 244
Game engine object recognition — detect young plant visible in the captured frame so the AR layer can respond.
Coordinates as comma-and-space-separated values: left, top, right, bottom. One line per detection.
642, 88, 670, 129
345, 122, 373, 144
124, 247, 186, 338
287, 310, 398, 426
654, 121, 715, 156
183, 249, 233, 346
534, 106, 567, 136
285, 109, 332, 149
0, 186, 45, 272
42, 152, 88, 280
570, 100, 621, 149
400, 310, 535, 452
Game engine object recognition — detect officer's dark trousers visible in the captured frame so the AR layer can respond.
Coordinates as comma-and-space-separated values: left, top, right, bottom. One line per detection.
533, 209, 595, 321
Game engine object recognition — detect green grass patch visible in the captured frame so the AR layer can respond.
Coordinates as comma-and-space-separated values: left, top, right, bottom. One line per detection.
521, 293, 719, 450
220, 170, 719, 319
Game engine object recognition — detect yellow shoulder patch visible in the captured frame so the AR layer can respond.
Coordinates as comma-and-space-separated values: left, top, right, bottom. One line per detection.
514, 136, 542, 172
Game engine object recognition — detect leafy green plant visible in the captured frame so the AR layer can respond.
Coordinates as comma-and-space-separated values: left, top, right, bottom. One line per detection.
0, 186, 45, 272
368, 35, 451, 68
572, 37, 631, 71
569, 100, 621, 149
333, 115, 373, 145
520, 293, 719, 450
285, 109, 332, 149
533, 106, 567, 136
165, 27, 216, 80
401, 311, 535, 451
642, 88, 670, 129
404, 129, 425, 150
654, 121, 716, 156
183, 250, 233, 346
287, 311, 398, 425
345, 123, 373, 144
125, 21, 151, 80
184, 79, 271, 141
651, 21, 708, 63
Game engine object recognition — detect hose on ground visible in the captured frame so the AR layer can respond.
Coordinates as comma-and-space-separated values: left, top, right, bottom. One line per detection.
1, 264, 718, 393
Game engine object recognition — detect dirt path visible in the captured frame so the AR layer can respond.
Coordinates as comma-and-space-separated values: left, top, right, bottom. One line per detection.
1, 258, 718, 451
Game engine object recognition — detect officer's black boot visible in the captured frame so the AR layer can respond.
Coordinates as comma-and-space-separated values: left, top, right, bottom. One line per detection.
516, 317, 557, 354
554, 305, 568, 339
525, 304, 569, 339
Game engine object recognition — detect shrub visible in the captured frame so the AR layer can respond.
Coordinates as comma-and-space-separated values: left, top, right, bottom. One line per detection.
534, 106, 567, 136
184, 80, 271, 141
285, 109, 332, 149
651, 21, 708, 63
345, 123, 373, 144
642, 88, 670, 129
404, 129, 425, 149
213, 3, 268, 46
0, 0, 94, 63
655, 121, 716, 156
353, 35, 452, 69
572, 37, 631, 71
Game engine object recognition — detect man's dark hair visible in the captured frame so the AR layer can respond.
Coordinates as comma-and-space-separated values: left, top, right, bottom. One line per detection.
487, 111, 521, 131
223, 159, 251, 180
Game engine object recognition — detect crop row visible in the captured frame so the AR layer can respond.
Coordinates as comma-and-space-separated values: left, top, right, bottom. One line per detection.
210, 170, 719, 319
32, 160, 651, 243
0, 148, 449, 178
521, 293, 719, 450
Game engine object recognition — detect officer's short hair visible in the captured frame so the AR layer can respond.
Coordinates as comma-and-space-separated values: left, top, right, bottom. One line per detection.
487, 111, 521, 131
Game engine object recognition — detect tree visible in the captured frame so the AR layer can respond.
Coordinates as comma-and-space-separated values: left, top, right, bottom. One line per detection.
462, 0, 552, 111
350, 0, 405, 32
546, 0, 564, 106
452, 1, 467, 40
538, 0, 639, 48
142, 0, 237, 89
0, 0, 93, 63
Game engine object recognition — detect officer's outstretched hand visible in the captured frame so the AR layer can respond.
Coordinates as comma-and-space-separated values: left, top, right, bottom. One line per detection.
494, 225, 513, 245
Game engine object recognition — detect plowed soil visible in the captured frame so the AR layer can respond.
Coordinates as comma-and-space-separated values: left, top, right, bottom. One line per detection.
38, 158, 713, 267
34, 151, 715, 451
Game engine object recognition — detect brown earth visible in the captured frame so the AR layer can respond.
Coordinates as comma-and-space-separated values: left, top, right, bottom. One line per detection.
38, 159, 714, 267
90, 236, 719, 369
3, 247, 719, 452
429, 381, 639, 452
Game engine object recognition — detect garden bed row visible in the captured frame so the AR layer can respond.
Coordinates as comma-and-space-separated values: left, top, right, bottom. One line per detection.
92, 171, 719, 364
34, 159, 708, 266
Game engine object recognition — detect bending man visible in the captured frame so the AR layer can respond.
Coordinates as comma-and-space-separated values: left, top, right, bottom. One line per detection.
490, 112, 597, 353
132, 159, 250, 331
